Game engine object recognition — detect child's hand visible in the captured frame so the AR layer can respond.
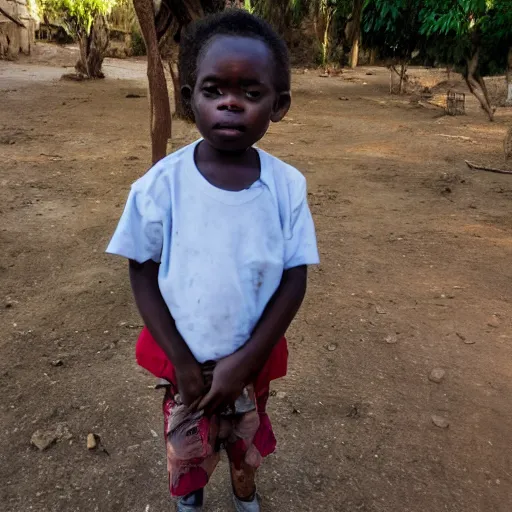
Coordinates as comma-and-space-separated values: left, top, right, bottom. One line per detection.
196, 352, 247, 414
176, 363, 206, 409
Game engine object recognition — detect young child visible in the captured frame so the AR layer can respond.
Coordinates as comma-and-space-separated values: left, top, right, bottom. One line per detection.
107, 10, 319, 512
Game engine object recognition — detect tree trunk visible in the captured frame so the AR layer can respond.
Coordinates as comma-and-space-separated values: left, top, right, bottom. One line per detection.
169, 61, 187, 119
133, 0, 171, 164
506, 47, 512, 106
321, 9, 333, 66
399, 62, 407, 94
349, 39, 359, 69
369, 48, 376, 66
75, 15, 109, 78
389, 63, 407, 94
465, 50, 494, 121
76, 34, 90, 76
349, 0, 363, 69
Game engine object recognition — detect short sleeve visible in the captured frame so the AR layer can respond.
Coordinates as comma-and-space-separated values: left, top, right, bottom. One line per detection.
106, 185, 165, 264
284, 178, 320, 269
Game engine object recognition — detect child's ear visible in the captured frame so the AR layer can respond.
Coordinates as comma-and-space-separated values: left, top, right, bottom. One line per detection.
181, 85, 192, 103
270, 92, 291, 123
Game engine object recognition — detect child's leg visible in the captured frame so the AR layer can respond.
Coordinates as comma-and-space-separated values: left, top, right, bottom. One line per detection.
163, 387, 220, 499
226, 385, 275, 500
229, 457, 261, 512
230, 459, 257, 501
226, 409, 261, 505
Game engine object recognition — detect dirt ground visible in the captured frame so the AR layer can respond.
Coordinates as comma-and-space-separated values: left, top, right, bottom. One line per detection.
1, 45, 512, 512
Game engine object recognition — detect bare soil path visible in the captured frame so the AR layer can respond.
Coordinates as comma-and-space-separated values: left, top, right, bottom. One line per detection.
1, 52, 512, 512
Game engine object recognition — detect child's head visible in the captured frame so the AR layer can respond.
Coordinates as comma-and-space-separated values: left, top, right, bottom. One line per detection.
179, 10, 291, 152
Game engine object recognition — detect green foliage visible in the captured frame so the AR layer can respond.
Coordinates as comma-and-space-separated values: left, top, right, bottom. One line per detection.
418, 1, 472, 66
246, 0, 303, 34
363, 0, 424, 62
246, 0, 335, 65
131, 28, 146, 56
420, 0, 487, 37
362, 0, 511, 74
482, 0, 512, 52
419, 0, 512, 72
108, 0, 137, 33
243, 0, 254, 13
243, 0, 356, 65
37, 0, 117, 37
244, 0, 310, 25
289, 0, 312, 24
310, 0, 353, 64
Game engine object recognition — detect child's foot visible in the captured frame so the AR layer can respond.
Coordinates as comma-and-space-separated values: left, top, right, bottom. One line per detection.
233, 492, 260, 512
177, 489, 204, 511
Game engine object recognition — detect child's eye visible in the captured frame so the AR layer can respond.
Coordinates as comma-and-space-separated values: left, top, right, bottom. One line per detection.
203, 86, 221, 97
245, 90, 261, 100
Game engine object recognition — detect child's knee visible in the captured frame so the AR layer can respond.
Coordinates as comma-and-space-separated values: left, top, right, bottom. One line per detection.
244, 444, 262, 469
234, 410, 260, 441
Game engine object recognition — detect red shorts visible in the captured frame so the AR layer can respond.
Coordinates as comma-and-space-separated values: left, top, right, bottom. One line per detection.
135, 327, 288, 497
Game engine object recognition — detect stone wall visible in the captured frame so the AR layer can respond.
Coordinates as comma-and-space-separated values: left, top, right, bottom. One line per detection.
0, 0, 38, 57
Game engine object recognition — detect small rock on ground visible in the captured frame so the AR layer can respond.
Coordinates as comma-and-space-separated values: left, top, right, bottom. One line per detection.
31, 430, 58, 451
87, 433, 97, 450
31, 423, 72, 451
385, 334, 397, 344
431, 415, 450, 428
54, 423, 73, 441
487, 315, 500, 328
429, 368, 446, 383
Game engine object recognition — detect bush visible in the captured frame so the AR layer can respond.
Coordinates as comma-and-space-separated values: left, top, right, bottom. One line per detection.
131, 29, 146, 56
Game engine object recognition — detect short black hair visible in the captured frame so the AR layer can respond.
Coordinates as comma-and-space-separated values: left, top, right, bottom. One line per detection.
179, 9, 291, 96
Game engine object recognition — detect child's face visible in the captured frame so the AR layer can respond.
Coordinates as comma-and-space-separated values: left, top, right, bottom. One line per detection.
189, 35, 290, 152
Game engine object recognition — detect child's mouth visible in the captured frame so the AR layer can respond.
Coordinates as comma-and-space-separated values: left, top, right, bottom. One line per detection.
213, 123, 246, 136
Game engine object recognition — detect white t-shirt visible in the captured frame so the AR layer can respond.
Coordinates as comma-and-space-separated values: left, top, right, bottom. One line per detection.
107, 140, 319, 363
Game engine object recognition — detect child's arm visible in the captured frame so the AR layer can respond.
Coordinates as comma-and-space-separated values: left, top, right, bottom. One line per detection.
129, 259, 206, 407
198, 265, 307, 412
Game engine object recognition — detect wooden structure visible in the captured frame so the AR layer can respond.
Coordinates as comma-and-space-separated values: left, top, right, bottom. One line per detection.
0, 0, 37, 57
446, 91, 465, 116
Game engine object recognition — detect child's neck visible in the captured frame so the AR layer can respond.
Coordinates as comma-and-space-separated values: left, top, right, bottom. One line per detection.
194, 140, 261, 192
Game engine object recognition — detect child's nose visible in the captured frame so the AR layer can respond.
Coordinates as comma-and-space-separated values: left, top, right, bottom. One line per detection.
217, 93, 244, 112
